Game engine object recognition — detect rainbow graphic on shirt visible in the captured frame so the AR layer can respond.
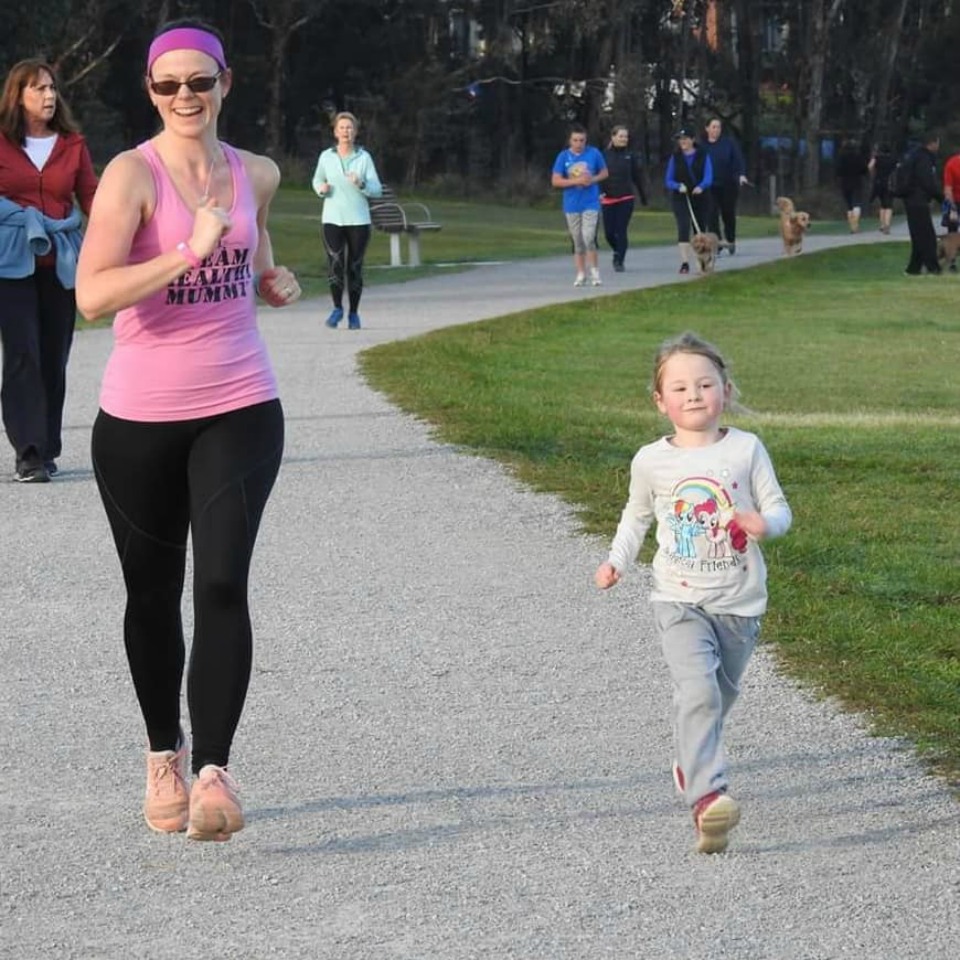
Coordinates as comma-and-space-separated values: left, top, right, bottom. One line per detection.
667, 475, 746, 563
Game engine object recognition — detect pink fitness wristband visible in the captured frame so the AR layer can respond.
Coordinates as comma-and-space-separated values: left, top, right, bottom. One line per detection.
176, 241, 202, 270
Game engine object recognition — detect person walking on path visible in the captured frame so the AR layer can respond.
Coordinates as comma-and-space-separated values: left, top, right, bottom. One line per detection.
0, 59, 98, 482
940, 147, 960, 242
836, 139, 869, 233
75, 18, 301, 842
311, 111, 382, 330
664, 128, 713, 274
867, 142, 896, 235
551, 123, 608, 287
902, 133, 944, 275
702, 118, 747, 255
594, 332, 792, 854
601, 124, 647, 273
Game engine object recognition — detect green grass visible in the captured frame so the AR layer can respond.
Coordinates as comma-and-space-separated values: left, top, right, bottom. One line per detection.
360, 244, 960, 788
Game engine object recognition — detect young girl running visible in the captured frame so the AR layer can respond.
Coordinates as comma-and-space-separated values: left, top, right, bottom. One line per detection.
595, 332, 791, 853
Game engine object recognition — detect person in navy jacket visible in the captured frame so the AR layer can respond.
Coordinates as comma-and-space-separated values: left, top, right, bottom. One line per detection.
703, 118, 748, 255
601, 125, 647, 272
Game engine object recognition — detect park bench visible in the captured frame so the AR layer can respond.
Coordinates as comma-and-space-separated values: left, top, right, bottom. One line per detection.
369, 185, 442, 267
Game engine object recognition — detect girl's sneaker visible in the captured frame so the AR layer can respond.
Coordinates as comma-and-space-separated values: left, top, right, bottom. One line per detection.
144, 731, 189, 833
693, 790, 740, 854
187, 765, 245, 842
590, 268, 602, 286
573, 273, 586, 287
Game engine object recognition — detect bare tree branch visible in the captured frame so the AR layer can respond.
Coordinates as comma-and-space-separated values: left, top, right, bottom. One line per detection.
63, 36, 124, 88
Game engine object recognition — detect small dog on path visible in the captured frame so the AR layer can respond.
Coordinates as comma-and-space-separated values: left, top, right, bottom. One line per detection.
691, 231, 720, 273
776, 196, 811, 256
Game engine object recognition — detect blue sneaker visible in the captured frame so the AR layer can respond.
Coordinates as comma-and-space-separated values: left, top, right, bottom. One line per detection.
347, 312, 361, 330
325, 307, 343, 328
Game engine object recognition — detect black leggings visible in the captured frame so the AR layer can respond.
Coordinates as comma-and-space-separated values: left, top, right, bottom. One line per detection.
671, 193, 712, 242
601, 199, 635, 265
91, 399, 284, 773
322, 223, 371, 312
708, 184, 740, 243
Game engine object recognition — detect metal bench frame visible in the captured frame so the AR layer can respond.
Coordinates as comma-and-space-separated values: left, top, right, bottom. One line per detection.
369, 187, 442, 267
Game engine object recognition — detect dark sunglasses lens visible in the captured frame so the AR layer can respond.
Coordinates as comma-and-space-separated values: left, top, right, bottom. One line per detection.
150, 75, 219, 96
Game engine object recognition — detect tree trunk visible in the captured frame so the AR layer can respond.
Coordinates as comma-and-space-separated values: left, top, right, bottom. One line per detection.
803, 0, 844, 191
731, 0, 760, 181
872, 0, 911, 143
248, 0, 316, 157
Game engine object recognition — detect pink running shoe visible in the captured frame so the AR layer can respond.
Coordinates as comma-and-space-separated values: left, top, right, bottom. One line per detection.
693, 790, 741, 854
187, 765, 245, 842
144, 733, 189, 833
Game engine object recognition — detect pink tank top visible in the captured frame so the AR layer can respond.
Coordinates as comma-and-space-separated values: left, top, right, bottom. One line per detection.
99, 140, 278, 421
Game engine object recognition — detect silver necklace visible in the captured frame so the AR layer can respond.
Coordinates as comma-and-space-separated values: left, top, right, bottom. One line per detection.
198, 148, 222, 205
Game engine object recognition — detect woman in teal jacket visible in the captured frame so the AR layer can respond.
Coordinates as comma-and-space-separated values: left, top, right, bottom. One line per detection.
311, 112, 382, 329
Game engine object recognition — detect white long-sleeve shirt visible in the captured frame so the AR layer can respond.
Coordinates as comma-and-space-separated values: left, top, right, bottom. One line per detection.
606, 427, 792, 616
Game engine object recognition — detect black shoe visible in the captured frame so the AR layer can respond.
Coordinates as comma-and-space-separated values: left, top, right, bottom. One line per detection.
44, 460, 58, 477
613, 261, 625, 272
15, 459, 50, 483
950, 263, 958, 273
728, 243, 736, 255
679, 262, 690, 274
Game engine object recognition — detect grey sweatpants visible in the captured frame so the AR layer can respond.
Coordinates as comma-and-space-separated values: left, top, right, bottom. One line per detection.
653, 601, 760, 808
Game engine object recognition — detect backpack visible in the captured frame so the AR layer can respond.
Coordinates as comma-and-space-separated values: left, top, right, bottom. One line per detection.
888, 152, 916, 198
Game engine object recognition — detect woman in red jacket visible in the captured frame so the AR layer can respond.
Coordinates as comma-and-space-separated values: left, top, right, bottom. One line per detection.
0, 59, 98, 482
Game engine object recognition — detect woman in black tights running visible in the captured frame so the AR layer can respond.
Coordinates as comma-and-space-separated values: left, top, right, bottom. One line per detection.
311, 111, 383, 330
75, 18, 301, 841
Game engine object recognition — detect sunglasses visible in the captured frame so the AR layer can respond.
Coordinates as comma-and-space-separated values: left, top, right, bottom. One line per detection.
148, 73, 221, 97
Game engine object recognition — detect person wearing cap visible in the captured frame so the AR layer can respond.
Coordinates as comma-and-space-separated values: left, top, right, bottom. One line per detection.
665, 127, 713, 274
551, 123, 608, 286
76, 17, 301, 842
703, 118, 748, 254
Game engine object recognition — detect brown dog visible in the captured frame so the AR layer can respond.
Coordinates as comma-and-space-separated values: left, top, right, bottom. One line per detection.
936, 232, 960, 271
776, 196, 811, 256
691, 231, 720, 273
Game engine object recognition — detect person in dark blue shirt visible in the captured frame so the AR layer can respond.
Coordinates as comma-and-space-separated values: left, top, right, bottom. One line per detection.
703, 118, 748, 255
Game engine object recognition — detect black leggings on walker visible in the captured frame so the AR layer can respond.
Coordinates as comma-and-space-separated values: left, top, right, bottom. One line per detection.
322, 222, 371, 313
91, 399, 284, 773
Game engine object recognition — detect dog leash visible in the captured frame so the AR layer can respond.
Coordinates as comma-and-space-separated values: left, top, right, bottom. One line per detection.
684, 190, 704, 236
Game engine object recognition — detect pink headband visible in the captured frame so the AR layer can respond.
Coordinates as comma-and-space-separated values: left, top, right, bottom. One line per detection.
147, 28, 226, 74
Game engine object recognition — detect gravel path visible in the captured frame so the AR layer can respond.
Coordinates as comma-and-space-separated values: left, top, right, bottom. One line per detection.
2, 224, 957, 959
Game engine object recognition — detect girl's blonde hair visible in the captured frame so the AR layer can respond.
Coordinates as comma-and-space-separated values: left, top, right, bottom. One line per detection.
651, 331, 742, 407
333, 111, 359, 132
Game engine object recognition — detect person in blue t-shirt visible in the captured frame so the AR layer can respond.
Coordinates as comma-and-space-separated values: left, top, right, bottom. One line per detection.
551, 124, 608, 286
